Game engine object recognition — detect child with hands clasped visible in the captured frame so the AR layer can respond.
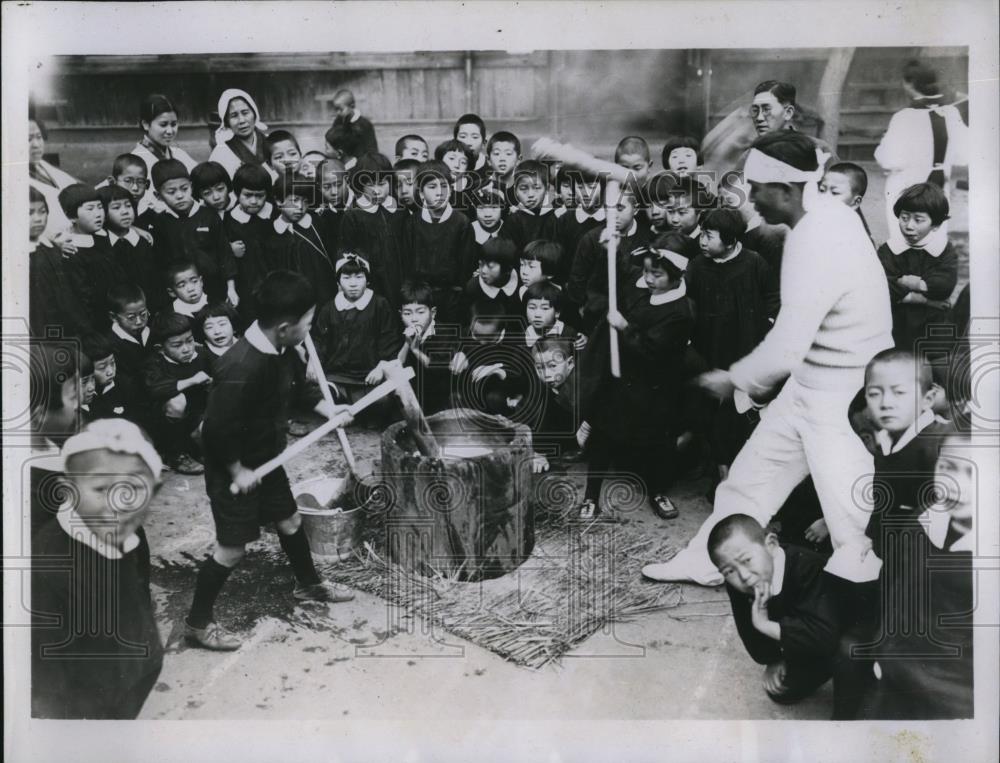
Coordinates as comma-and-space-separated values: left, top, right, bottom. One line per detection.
398, 281, 460, 416
185, 271, 357, 652
876, 182, 958, 351
224, 163, 274, 321
311, 254, 403, 416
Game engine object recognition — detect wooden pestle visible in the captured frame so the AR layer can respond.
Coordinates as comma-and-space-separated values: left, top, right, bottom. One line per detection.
383, 361, 442, 458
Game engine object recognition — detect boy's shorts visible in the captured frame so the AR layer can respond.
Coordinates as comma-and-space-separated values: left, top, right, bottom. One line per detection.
205, 462, 297, 546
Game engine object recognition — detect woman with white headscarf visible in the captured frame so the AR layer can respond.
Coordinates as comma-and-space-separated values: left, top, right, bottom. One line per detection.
209, 89, 270, 179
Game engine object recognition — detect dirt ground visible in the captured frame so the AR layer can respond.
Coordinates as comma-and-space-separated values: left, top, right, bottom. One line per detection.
139, 418, 834, 722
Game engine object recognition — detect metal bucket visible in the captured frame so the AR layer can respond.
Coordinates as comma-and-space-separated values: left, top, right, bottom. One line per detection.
293, 476, 367, 562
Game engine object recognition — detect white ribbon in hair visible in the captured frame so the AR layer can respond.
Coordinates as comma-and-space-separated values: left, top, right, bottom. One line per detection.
636, 245, 689, 271
215, 88, 269, 145
743, 145, 830, 210
335, 253, 371, 273
61, 418, 163, 480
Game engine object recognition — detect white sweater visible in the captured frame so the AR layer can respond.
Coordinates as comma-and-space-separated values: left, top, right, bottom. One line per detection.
730, 199, 893, 395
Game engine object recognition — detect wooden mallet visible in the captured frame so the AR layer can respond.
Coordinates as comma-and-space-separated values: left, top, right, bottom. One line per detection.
532, 138, 630, 377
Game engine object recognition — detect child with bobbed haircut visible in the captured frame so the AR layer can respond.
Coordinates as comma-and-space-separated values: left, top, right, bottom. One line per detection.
553, 168, 606, 287
224, 162, 275, 321
401, 160, 476, 323
137, 158, 238, 306
470, 185, 507, 246
518, 239, 562, 299
31, 419, 165, 719
311, 253, 403, 414
876, 182, 958, 351
266, 169, 337, 305
191, 160, 235, 219
464, 236, 521, 323
708, 514, 842, 709
522, 278, 583, 349
577, 246, 693, 520
198, 301, 241, 366
501, 160, 557, 252
186, 270, 356, 652
59, 183, 127, 332
340, 152, 406, 306
435, 138, 477, 209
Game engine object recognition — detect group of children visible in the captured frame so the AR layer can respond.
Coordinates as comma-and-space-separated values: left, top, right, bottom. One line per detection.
27, 78, 973, 721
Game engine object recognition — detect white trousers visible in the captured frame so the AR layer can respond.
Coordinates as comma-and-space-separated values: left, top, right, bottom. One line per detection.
683, 376, 880, 583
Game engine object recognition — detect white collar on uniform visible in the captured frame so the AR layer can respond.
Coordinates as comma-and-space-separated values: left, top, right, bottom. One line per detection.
107, 228, 141, 247
245, 320, 281, 355
745, 212, 762, 232
634, 276, 687, 305
887, 227, 948, 257
524, 320, 565, 347
335, 288, 374, 311
472, 220, 501, 244
162, 201, 201, 220
514, 204, 552, 218
356, 195, 397, 214
622, 219, 638, 238
231, 202, 273, 224
920, 504, 974, 551
769, 545, 786, 596
57, 505, 140, 560
479, 269, 519, 299
67, 230, 107, 248
575, 206, 606, 224
29, 235, 53, 253
875, 408, 940, 455
274, 213, 313, 234
111, 322, 150, 346
473, 154, 487, 172
688, 225, 702, 239
206, 341, 234, 356
421, 203, 454, 224
413, 319, 437, 344
350, 110, 361, 123
173, 294, 208, 317
709, 241, 743, 264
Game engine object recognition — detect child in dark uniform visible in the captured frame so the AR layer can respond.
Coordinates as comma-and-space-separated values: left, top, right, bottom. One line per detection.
107, 284, 152, 387
166, 260, 210, 322
554, 170, 605, 287
862, 429, 974, 720
192, 160, 236, 221
137, 158, 238, 305
662, 174, 708, 260
224, 163, 275, 322
199, 302, 241, 368
501, 160, 558, 252
312, 158, 352, 254
59, 184, 126, 332
470, 184, 506, 248
577, 187, 651, 332
266, 170, 337, 306
463, 237, 521, 324
708, 514, 841, 708
99, 184, 161, 314
449, 303, 527, 418
185, 270, 356, 652
340, 152, 405, 306
402, 160, 476, 324
142, 312, 212, 475
577, 247, 692, 520
527, 337, 587, 469
685, 212, 779, 481
486, 131, 521, 203
29, 188, 91, 338
393, 158, 421, 214
518, 239, 562, 302
331, 89, 379, 156
397, 280, 460, 416
31, 420, 164, 719
83, 333, 145, 426
435, 138, 477, 211
454, 113, 489, 178
876, 182, 958, 351
311, 253, 403, 416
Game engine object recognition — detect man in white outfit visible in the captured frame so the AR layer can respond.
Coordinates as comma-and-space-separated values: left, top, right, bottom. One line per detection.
643, 131, 894, 587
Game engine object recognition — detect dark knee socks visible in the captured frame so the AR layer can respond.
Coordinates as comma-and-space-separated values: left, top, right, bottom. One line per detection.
278, 526, 320, 586
187, 556, 234, 629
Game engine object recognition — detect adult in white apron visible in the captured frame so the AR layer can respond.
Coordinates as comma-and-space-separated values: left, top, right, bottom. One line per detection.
29, 118, 80, 237
208, 89, 270, 180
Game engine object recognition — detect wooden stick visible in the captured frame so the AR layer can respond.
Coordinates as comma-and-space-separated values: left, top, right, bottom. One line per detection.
231, 367, 415, 493
383, 361, 442, 458
605, 180, 622, 378
531, 138, 632, 185
303, 333, 359, 476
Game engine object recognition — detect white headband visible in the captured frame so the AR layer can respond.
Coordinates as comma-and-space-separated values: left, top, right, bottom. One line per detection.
335, 253, 371, 273
743, 146, 830, 186
635, 246, 689, 272
216, 89, 269, 145
61, 418, 163, 480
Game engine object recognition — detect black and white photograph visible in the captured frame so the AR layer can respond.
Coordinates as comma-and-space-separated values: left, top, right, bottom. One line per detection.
3, 2, 998, 760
